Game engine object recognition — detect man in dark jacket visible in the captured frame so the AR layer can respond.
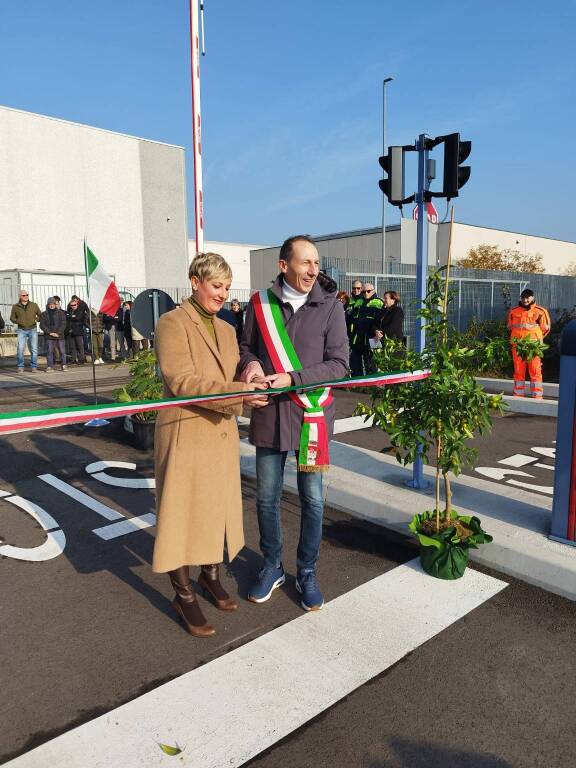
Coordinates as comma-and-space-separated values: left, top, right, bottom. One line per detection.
66, 297, 88, 364
10, 290, 41, 372
0, 312, 4, 333
350, 283, 384, 375
40, 297, 67, 372
239, 235, 349, 611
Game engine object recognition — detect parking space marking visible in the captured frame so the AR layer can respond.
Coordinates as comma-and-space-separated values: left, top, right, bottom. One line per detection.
85, 461, 156, 489
4, 560, 507, 768
38, 474, 125, 521
0, 494, 66, 561
92, 513, 157, 540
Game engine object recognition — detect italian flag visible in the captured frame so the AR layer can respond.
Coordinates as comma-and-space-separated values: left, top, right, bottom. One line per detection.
85, 244, 121, 315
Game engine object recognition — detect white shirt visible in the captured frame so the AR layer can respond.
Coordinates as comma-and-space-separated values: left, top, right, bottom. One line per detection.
281, 279, 308, 312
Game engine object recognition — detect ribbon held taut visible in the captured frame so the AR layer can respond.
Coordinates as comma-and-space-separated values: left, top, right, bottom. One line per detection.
0, 370, 431, 436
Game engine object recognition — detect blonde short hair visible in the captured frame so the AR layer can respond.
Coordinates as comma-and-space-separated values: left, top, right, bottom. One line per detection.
188, 252, 233, 282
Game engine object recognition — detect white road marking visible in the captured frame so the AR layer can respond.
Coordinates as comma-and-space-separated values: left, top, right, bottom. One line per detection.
5, 560, 507, 768
475, 467, 533, 481
92, 513, 157, 540
507, 479, 554, 495
0, 494, 65, 561
38, 474, 125, 521
85, 460, 156, 489
333, 415, 374, 434
534, 462, 554, 471
531, 447, 556, 459
498, 454, 538, 467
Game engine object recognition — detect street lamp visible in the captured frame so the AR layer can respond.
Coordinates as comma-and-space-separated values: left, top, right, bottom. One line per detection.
381, 77, 394, 274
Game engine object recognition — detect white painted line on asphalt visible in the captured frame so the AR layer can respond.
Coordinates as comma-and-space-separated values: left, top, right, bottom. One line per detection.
0, 494, 66, 562
86, 461, 155, 488
507, 479, 554, 495
534, 463, 554, 471
85, 460, 137, 474
498, 454, 538, 467
38, 474, 125, 521
92, 513, 157, 540
333, 414, 374, 434
475, 467, 533, 481
531, 447, 556, 459
5, 560, 507, 768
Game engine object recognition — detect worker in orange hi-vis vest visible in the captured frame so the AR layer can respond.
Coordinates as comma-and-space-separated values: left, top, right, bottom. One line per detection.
507, 288, 551, 399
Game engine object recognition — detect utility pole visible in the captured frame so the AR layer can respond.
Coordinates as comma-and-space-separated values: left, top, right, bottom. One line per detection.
408, 134, 430, 489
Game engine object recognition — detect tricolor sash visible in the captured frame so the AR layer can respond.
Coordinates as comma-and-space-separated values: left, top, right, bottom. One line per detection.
251, 289, 334, 472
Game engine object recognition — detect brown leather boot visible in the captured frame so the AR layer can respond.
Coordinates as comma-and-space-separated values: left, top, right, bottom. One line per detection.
169, 567, 216, 637
198, 564, 238, 611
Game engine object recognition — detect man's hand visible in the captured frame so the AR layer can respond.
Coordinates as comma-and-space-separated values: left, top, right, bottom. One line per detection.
243, 361, 265, 384
50, 332, 59, 338
264, 372, 293, 390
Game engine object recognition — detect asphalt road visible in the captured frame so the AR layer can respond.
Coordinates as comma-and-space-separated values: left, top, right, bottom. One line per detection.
0, 416, 574, 768
332, 391, 557, 497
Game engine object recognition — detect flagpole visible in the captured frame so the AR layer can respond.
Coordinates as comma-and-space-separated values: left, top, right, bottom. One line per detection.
83, 239, 98, 404
84, 239, 109, 427
189, 0, 204, 256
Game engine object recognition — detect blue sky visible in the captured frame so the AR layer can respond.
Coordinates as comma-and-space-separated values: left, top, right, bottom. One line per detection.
1, 0, 575, 245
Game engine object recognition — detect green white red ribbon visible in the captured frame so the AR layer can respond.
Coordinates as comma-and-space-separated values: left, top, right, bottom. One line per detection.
252, 288, 333, 471
0, 369, 430, 436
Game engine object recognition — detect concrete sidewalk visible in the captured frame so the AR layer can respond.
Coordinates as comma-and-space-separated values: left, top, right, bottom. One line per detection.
240, 439, 576, 602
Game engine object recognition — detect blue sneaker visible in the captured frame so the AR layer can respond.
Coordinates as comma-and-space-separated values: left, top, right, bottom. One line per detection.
296, 571, 324, 611
248, 564, 285, 603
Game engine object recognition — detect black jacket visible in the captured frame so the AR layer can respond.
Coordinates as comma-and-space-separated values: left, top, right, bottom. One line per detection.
40, 308, 67, 339
66, 304, 89, 336
0, 312, 4, 333
378, 304, 404, 341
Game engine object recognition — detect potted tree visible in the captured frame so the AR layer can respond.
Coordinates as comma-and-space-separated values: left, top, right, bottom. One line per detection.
114, 349, 163, 450
357, 269, 504, 579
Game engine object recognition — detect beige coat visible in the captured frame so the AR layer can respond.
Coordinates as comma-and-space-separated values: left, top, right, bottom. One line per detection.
152, 301, 249, 573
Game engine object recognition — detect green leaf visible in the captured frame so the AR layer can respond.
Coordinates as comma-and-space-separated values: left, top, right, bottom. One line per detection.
158, 742, 184, 756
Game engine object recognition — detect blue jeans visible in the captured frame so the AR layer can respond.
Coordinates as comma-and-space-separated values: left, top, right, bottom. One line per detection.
255, 447, 324, 573
16, 329, 38, 369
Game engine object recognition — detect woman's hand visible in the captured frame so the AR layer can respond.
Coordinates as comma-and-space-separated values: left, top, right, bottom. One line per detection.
244, 380, 270, 409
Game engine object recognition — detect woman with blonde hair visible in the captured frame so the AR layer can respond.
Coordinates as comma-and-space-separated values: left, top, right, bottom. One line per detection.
153, 252, 268, 637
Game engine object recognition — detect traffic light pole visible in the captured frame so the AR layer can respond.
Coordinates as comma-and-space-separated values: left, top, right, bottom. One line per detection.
408, 134, 430, 490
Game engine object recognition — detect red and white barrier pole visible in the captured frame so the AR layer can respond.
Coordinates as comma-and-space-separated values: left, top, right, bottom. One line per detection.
189, 0, 204, 255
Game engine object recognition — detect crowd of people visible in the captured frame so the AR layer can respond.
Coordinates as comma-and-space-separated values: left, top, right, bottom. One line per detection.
338, 280, 405, 376
3, 292, 149, 372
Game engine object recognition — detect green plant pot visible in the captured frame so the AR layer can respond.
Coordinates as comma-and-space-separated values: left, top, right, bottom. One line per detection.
419, 541, 470, 580
409, 511, 493, 581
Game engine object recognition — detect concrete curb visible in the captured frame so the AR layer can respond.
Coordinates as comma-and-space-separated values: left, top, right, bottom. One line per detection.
477, 377, 558, 398
240, 440, 576, 602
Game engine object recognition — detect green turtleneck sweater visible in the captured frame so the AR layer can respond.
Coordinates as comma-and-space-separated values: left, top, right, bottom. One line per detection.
189, 296, 217, 346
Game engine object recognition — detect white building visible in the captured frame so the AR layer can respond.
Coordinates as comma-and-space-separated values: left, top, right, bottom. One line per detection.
0, 105, 189, 293
250, 220, 576, 289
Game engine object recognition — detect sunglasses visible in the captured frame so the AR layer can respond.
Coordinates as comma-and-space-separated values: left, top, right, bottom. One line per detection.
352, 287, 362, 291
362, 289, 374, 294
20, 293, 29, 297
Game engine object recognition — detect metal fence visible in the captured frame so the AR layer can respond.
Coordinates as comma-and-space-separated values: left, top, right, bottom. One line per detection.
0, 284, 254, 330
338, 264, 576, 347
2, 269, 574, 346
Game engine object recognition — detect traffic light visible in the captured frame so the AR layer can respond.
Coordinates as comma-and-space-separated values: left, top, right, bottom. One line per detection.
440, 133, 471, 199
379, 146, 406, 206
